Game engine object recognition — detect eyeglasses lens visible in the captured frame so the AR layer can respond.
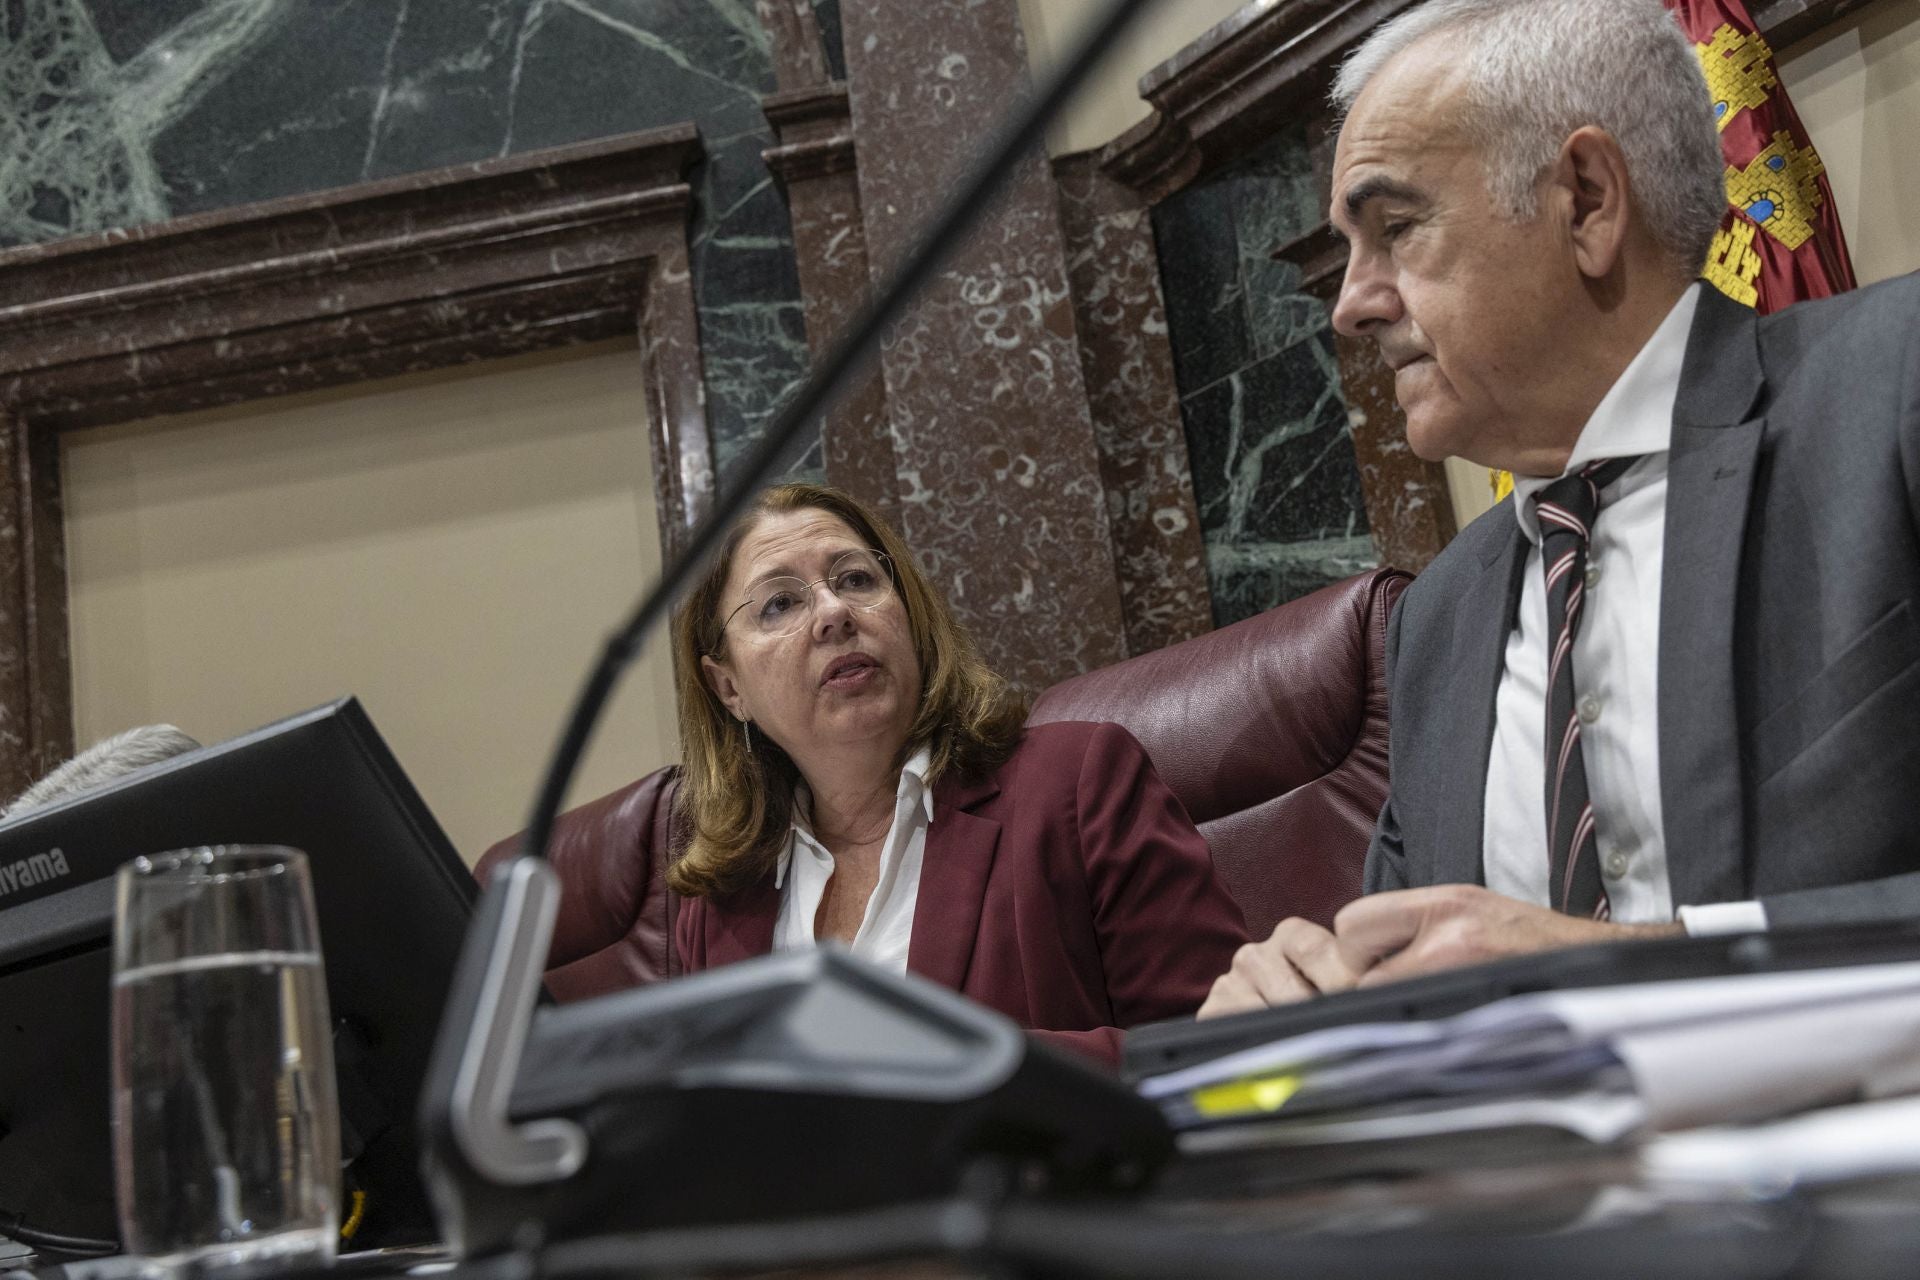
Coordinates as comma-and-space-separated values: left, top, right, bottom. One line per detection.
748, 551, 892, 637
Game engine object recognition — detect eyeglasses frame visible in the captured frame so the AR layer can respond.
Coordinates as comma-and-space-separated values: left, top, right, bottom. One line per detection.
714, 548, 898, 649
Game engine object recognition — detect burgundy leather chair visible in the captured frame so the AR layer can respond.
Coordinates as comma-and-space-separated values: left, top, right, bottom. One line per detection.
476, 567, 1410, 1000
1029, 568, 1408, 941
477, 769, 686, 1002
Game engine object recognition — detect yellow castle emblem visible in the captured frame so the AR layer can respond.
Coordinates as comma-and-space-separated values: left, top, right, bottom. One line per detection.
1725, 131, 1827, 251
1696, 24, 1777, 131
1703, 219, 1764, 308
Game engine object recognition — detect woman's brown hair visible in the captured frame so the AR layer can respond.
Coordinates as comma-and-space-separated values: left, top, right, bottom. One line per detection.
667, 483, 1027, 899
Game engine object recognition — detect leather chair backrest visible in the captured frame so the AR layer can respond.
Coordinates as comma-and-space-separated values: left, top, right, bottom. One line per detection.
476, 766, 683, 1001
477, 568, 1408, 998
1027, 568, 1408, 940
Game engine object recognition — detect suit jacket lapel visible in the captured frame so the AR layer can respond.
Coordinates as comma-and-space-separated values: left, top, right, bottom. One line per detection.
701, 875, 779, 966
906, 774, 1001, 990
1434, 520, 1528, 888
1660, 287, 1766, 908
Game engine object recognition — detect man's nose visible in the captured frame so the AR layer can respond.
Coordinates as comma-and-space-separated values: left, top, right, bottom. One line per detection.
1331, 252, 1402, 339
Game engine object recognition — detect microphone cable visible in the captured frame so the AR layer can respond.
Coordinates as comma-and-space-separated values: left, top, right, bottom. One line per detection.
0, 1212, 119, 1259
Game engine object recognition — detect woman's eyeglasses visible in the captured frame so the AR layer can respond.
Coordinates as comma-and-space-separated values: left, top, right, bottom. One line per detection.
720, 550, 896, 640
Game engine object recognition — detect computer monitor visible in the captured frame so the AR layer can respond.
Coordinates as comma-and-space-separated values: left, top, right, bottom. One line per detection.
0, 698, 477, 1251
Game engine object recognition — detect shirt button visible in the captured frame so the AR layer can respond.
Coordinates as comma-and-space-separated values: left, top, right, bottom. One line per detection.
1604, 849, 1631, 880
1585, 564, 1601, 589
1578, 695, 1603, 724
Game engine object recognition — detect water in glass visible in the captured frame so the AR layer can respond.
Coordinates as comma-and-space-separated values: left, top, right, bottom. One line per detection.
112, 949, 338, 1275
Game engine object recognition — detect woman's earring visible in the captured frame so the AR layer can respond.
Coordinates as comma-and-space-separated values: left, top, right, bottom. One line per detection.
743, 720, 754, 753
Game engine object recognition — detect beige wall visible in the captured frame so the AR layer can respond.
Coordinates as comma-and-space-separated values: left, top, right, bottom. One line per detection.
1017, 0, 1257, 155
1776, 0, 1920, 289
63, 342, 681, 865
1445, 0, 1920, 533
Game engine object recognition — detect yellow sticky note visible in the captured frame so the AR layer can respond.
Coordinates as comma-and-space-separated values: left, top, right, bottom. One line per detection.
1191, 1073, 1303, 1119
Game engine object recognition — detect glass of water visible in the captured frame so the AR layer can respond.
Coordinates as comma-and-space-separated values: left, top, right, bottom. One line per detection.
111, 846, 340, 1277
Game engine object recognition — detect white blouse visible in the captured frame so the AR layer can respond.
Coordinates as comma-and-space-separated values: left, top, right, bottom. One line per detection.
771, 746, 934, 973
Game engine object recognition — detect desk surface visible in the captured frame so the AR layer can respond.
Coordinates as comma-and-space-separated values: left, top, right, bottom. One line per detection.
18, 1164, 1918, 1280
451, 1159, 1920, 1280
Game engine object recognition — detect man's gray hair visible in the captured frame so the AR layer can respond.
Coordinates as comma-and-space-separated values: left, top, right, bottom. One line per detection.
1332, 0, 1726, 274
5, 724, 203, 817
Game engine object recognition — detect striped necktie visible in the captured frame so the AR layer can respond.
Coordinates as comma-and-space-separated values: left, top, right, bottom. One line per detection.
1532, 456, 1635, 920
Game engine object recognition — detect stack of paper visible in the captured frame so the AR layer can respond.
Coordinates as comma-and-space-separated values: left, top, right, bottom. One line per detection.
1139, 962, 1920, 1166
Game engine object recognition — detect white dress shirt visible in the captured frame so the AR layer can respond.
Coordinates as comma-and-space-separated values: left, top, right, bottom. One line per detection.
772, 746, 935, 972
1483, 284, 1765, 936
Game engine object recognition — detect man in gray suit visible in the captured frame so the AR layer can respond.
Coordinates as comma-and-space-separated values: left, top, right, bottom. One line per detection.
1203, 0, 1919, 1015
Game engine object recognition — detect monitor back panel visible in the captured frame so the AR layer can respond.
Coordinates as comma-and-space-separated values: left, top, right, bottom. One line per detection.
0, 699, 476, 1245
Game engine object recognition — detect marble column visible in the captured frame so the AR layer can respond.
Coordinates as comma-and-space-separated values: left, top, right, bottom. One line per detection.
838, 0, 1127, 691
1053, 155, 1212, 657
762, 85, 900, 533
0, 413, 73, 799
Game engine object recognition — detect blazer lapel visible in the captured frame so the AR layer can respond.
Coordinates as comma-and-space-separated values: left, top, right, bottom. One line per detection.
1434, 521, 1528, 888
702, 875, 779, 966
1660, 287, 1766, 908
907, 775, 1001, 991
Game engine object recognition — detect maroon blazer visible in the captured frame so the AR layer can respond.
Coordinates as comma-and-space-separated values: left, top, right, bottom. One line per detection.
676, 720, 1249, 1067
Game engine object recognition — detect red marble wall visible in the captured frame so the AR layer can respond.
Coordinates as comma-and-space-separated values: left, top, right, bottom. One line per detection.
837, 0, 1131, 691
1053, 155, 1213, 655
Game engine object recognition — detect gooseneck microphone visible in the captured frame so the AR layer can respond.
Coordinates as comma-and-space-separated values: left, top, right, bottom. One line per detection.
423, 0, 1174, 1223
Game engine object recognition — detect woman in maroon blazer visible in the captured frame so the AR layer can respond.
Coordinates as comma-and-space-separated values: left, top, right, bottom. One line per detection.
669, 482, 1247, 1065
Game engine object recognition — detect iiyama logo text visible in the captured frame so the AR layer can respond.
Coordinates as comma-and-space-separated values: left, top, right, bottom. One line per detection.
0, 848, 71, 898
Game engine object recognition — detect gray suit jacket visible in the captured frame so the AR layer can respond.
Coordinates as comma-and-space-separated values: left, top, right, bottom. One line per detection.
1364, 274, 1920, 926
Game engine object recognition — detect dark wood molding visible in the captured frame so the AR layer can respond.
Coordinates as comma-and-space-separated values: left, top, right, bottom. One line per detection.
0, 413, 72, 799
0, 126, 703, 420
1097, 110, 1205, 210
0, 125, 717, 786
0, 124, 714, 552
757, 0, 835, 92
1750, 0, 1881, 50
1101, 0, 1880, 203
762, 83, 858, 183
1099, 0, 1409, 202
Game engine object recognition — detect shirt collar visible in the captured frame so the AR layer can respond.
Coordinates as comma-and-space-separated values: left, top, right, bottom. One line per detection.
774, 744, 935, 889
1511, 283, 1701, 545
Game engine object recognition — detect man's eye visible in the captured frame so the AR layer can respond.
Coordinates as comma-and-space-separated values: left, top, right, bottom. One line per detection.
1382, 220, 1413, 242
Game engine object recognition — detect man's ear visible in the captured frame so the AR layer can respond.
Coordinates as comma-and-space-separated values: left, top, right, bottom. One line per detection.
701, 654, 746, 723
1553, 125, 1634, 282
